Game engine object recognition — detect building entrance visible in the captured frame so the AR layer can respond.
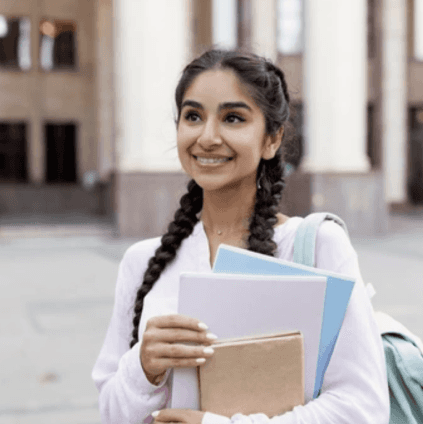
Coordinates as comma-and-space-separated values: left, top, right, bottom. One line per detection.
408, 107, 423, 204
45, 123, 77, 183
0, 122, 28, 182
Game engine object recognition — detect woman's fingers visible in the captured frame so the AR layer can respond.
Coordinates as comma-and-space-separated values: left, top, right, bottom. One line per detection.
153, 408, 205, 424
141, 314, 218, 381
154, 342, 215, 359
148, 314, 209, 331
143, 343, 214, 373
155, 328, 217, 345
152, 356, 209, 369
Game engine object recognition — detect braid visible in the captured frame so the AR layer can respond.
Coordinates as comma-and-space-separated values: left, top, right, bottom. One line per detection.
247, 153, 285, 256
268, 63, 290, 104
129, 179, 203, 348
247, 62, 290, 257
264, 61, 290, 122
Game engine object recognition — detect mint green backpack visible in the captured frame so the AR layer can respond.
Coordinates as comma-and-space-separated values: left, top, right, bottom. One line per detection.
293, 213, 423, 424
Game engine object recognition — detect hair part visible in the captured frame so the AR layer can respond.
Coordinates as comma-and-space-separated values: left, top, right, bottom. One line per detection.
130, 49, 292, 348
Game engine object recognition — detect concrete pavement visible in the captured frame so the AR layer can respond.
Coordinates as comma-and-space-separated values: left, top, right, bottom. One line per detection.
0, 212, 423, 423
0, 233, 136, 424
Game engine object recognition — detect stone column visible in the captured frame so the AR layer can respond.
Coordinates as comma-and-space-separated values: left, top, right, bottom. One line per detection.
96, 0, 115, 183
113, 0, 193, 237
282, 0, 389, 236
302, 0, 370, 173
380, 0, 407, 204
251, 0, 277, 61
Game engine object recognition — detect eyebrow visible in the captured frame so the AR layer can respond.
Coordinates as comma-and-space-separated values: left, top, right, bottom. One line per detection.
181, 100, 252, 112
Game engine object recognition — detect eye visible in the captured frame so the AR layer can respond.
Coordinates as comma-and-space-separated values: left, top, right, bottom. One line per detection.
183, 110, 201, 122
224, 113, 245, 124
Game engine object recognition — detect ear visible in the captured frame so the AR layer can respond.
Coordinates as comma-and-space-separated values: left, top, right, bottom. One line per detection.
262, 126, 284, 160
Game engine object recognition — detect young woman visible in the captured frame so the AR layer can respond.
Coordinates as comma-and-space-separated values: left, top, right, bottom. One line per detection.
92, 49, 389, 424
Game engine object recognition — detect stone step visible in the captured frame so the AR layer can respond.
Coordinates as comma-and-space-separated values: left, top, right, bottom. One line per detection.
0, 183, 113, 215
0, 223, 116, 239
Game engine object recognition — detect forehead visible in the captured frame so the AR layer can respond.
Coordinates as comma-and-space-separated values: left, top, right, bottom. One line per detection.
183, 69, 257, 107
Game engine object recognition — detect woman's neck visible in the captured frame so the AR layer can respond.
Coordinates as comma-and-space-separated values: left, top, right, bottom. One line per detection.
200, 184, 256, 237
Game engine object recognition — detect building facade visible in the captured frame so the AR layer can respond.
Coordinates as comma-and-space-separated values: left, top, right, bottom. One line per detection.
0, 0, 422, 237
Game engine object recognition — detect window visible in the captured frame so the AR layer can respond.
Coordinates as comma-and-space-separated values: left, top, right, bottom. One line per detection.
212, 0, 238, 49
45, 123, 77, 183
39, 20, 77, 71
0, 16, 31, 70
211, 0, 252, 50
277, 0, 303, 55
414, 0, 423, 60
367, 0, 376, 58
0, 122, 28, 182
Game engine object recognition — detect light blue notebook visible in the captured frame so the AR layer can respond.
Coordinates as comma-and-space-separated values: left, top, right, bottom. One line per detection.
213, 244, 356, 398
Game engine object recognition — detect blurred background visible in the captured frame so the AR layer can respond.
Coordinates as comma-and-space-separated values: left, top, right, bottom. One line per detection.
0, 0, 422, 423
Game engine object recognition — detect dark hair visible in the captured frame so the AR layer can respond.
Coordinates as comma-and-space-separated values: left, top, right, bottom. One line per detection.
130, 49, 291, 348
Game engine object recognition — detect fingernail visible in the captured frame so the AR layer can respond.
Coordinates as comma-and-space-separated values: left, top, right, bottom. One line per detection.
206, 333, 218, 340
203, 347, 214, 354
196, 358, 206, 364
152, 411, 160, 418
198, 322, 208, 330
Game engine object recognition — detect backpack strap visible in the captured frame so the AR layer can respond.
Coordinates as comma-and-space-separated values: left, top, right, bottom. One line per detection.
293, 212, 349, 267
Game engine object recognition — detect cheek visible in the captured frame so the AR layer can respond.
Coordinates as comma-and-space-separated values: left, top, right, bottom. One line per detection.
176, 129, 189, 154
233, 131, 267, 161
177, 125, 197, 147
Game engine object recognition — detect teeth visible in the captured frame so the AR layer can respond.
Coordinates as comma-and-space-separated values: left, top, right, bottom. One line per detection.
195, 156, 231, 164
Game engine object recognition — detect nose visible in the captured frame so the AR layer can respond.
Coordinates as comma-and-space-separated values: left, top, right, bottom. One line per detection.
197, 117, 222, 150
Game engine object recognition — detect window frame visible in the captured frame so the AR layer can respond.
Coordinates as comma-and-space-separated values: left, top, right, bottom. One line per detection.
0, 14, 32, 73
38, 17, 79, 73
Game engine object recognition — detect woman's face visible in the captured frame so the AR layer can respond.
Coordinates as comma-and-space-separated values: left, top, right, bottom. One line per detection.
177, 69, 281, 193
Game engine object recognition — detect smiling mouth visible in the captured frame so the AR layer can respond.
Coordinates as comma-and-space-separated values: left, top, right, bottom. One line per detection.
193, 156, 233, 164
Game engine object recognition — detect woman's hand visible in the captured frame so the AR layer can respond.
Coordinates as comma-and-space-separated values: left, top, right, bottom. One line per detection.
153, 409, 205, 424
141, 314, 216, 385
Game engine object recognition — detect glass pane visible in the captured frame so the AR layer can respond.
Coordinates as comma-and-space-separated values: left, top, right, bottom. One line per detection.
39, 20, 77, 71
415, 0, 423, 60
277, 0, 303, 55
212, 0, 237, 49
0, 16, 31, 70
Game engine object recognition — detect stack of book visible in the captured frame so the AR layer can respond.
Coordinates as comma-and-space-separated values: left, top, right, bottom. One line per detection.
171, 244, 356, 417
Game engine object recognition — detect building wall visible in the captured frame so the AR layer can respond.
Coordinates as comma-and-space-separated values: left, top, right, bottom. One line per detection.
0, 0, 97, 184
2, 0, 423, 230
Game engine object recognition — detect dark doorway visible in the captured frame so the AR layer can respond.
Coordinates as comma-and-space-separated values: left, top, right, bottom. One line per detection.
0, 122, 28, 182
45, 123, 77, 183
367, 104, 377, 168
408, 107, 423, 204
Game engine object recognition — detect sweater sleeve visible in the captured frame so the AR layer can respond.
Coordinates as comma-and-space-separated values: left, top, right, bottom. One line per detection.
91, 243, 171, 424
203, 221, 390, 424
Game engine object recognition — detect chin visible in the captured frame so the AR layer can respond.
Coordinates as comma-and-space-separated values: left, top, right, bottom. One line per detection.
194, 177, 254, 194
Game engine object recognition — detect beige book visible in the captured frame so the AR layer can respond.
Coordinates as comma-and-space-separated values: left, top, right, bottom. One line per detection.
198, 331, 304, 418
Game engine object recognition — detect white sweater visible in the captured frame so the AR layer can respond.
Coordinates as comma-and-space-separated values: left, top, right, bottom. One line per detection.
92, 217, 390, 424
